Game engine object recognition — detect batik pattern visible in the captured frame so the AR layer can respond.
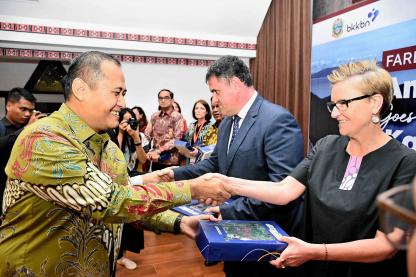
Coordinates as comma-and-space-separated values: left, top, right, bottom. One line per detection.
0, 103, 191, 276
145, 109, 185, 165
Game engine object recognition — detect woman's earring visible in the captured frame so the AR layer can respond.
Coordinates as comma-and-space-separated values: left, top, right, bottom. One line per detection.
371, 114, 380, 124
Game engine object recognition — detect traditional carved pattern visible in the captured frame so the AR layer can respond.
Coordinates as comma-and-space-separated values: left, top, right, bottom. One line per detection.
0, 47, 216, 67
0, 21, 256, 50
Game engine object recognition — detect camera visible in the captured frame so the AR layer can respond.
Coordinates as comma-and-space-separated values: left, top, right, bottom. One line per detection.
127, 118, 138, 130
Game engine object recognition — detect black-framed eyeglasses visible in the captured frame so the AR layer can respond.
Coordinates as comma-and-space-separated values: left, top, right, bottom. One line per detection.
326, 93, 376, 113
158, 96, 172, 101
377, 184, 416, 250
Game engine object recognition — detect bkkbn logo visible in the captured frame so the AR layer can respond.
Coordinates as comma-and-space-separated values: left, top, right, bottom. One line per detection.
346, 8, 379, 32
332, 8, 380, 38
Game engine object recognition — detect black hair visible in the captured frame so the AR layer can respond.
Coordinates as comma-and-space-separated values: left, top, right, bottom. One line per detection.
6, 87, 36, 104
131, 106, 148, 130
116, 108, 137, 152
192, 99, 212, 121
61, 51, 121, 101
205, 55, 253, 87
173, 101, 182, 113
158, 89, 174, 99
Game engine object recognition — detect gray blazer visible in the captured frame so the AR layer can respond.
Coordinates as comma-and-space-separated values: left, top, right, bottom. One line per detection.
173, 94, 304, 231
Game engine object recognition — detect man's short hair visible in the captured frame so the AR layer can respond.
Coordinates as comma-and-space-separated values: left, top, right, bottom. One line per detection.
205, 55, 253, 87
6, 87, 36, 104
158, 89, 174, 99
61, 51, 121, 101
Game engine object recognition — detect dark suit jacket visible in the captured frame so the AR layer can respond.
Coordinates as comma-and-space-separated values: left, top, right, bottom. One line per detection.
173, 94, 304, 231
0, 117, 24, 214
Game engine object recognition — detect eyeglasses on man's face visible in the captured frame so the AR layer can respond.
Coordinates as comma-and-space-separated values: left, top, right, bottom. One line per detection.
158, 96, 172, 101
377, 184, 416, 250
326, 93, 376, 113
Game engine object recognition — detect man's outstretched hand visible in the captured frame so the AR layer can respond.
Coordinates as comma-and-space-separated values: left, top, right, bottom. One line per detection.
142, 168, 175, 184
189, 173, 233, 205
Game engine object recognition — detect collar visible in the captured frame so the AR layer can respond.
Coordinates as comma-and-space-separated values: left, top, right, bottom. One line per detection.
159, 106, 174, 117
236, 91, 258, 121
58, 103, 110, 144
1, 117, 19, 128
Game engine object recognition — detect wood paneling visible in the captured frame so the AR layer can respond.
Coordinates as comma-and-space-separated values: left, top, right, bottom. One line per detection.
251, 0, 312, 153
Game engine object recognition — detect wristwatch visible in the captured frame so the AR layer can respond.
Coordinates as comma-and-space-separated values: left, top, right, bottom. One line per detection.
173, 214, 183, 234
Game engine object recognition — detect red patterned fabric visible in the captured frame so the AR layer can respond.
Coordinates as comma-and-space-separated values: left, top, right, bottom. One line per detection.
145, 109, 185, 166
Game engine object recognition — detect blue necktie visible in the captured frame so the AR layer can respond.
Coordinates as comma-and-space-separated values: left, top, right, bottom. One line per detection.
229, 115, 240, 147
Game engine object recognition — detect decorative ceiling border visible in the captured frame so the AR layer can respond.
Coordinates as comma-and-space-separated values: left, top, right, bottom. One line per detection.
0, 21, 257, 50
0, 47, 215, 67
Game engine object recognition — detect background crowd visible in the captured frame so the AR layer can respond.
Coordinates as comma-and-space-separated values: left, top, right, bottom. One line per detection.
0, 53, 415, 277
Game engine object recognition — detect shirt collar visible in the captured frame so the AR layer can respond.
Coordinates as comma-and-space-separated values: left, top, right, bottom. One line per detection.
159, 106, 174, 117
58, 103, 110, 144
236, 91, 258, 121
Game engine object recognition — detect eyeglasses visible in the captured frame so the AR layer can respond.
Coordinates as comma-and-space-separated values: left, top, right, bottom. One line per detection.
326, 93, 375, 113
158, 96, 172, 101
377, 184, 416, 250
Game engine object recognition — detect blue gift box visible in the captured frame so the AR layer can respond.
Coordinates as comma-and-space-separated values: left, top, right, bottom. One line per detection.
195, 220, 288, 262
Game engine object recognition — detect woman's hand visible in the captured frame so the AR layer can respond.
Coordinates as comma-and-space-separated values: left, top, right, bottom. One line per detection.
189, 148, 199, 157
118, 120, 128, 133
126, 125, 140, 141
270, 236, 317, 269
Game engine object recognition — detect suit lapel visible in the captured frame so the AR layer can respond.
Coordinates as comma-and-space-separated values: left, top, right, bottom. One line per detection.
217, 116, 232, 173
226, 95, 263, 172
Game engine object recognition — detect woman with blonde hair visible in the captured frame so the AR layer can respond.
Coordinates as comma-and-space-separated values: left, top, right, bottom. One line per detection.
212, 60, 416, 276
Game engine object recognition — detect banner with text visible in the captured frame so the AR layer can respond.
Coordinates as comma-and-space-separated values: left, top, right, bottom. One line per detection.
310, 0, 416, 150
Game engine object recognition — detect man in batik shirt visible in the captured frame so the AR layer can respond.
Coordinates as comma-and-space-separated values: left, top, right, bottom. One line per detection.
202, 97, 224, 146
145, 89, 185, 170
0, 51, 230, 277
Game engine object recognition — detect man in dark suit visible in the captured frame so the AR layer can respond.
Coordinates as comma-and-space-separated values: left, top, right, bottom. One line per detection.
155, 55, 304, 276
0, 88, 45, 214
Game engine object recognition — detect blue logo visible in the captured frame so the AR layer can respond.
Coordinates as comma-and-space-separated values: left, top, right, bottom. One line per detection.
332, 18, 343, 38
368, 8, 379, 22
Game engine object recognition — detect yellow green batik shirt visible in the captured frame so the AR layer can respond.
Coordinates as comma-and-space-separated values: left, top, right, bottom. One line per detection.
0, 103, 191, 277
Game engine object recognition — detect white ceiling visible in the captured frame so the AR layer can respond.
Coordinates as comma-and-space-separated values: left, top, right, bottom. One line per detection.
0, 0, 271, 42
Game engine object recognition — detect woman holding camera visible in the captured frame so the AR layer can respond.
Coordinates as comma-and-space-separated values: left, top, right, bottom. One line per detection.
111, 108, 148, 270
116, 108, 147, 176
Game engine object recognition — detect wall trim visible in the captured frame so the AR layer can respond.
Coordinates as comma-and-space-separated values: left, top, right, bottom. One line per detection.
0, 21, 256, 51
0, 47, 215, 66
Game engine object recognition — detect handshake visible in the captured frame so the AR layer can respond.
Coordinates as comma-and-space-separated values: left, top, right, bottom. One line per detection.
143, 169, 234, 205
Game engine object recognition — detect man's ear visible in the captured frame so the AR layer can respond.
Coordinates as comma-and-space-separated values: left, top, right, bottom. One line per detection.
230, 76, 242, 90
5, 101, 12, 113
71, 78, 88, 101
